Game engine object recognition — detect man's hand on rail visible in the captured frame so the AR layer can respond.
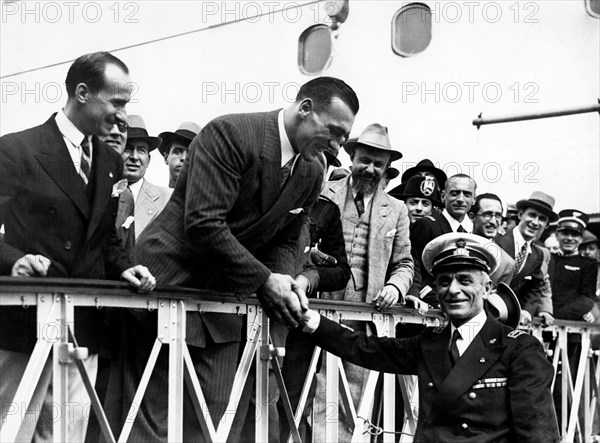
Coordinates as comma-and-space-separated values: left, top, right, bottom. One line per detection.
11, 254, 51, 277
405, 295, 430, 314
258, 273, 307, 328
538, 312, 554, 326
121, 265, 156, 292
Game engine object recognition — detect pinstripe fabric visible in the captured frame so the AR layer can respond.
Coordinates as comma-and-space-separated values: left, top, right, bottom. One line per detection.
118, 110, 323, 441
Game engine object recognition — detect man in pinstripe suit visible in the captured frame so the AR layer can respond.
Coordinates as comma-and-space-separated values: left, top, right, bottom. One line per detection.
115, 77, 359, 441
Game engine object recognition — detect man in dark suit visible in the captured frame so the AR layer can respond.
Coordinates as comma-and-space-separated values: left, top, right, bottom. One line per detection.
410, 173, 476, 304
119, 77, 359, 441
0, 52, 155, 441
495, 191, 555, 325
300, 232, 559, 443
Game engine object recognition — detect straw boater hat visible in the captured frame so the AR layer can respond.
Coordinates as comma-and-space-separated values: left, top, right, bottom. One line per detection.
485, 283, 521, 329
343, 123, 402, 162
158, 122, 202, 157
515, 191, 559, 222
126, 115, 162, 151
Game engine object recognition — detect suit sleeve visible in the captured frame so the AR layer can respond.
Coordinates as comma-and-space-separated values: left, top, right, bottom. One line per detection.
385, 202, 414, 297
0, 135, 28, 274
310, 315, 419, 374
508, 334, 560, 442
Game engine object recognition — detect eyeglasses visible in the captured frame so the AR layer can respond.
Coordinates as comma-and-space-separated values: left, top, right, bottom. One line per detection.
477, 211, 503, 222
116, 120, 129, 132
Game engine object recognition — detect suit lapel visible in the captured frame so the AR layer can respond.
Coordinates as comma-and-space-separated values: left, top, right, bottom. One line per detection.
437, 211, 453, 234
135, 180, 159, 238
421, 327, 453, 387
86, 137, 117, 241
437, 317, 506, 407
260, 110, 282, 213
34, 117, 90, 219
322, 176, 350, 210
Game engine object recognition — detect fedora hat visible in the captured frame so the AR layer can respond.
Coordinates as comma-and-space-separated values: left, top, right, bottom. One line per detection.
485, 283, 521, 329
158, 121, 202, 156
400, 159, 447, 189
126, 115, 162, 152
515, 191, 558, 222
581, 230, 599, 247
389, 175, 443, 208
343, 124, 402, 162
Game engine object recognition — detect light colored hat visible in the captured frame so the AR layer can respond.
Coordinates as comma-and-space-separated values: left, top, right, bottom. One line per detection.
343, 123, 402, 161
126, 115, 162, 151
158, 121, 202, 156
581, 230, 599, 247
422, 233, 500, 276
516, 191, 558, 222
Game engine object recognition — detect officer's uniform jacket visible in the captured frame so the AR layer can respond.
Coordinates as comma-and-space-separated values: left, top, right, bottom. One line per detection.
310, 313, 558, 442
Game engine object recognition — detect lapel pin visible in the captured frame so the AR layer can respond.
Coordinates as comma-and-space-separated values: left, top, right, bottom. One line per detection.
479, 358, 486, 364
109, 172, 113, 178
489, 338, 497, 344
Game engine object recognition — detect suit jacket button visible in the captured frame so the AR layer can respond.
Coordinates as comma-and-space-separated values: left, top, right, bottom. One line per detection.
461, 423, 468, 429
64, 241, 72, 250
49, 206, 57, 215
427, 382, 434, 388
469, 392, 476, 399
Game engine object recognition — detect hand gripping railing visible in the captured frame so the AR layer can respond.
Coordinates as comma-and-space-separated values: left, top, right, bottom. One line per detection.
0, 277, 598, 442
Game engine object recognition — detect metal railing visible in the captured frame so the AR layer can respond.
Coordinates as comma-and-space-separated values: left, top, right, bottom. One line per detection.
0, 277, 598, 442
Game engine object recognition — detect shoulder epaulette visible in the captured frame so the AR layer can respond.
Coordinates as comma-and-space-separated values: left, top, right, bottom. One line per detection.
507, 329, 527, 339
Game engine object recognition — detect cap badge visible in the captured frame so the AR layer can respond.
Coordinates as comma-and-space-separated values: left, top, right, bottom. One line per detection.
454, 239, 469, 257
573, 211, 581, 218
420, 176, 436, 197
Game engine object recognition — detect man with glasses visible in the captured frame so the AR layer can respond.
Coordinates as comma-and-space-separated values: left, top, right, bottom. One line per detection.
469, 193, 514, 287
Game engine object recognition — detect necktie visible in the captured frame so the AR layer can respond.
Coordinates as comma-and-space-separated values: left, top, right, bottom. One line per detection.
512, 242, 528, 279
449, 329, 461, 366
118, 187, 136, 253
80, 136, 91, 186
457, 225, 467, 233
280, 156, 295, 189
355, 191, 365, 217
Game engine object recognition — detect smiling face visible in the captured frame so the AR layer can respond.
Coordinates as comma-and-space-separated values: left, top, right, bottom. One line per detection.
436, 268, 491, 326
293, 98, 355, 162
442, 177, 476, 221
517, 207, 549, 241
122, 139, 150, 184
406, 197, 433, 223
81, 63, 132, 137
100, 123, 127, 153
472, 198, 503, 239
557, 229, 583, 255
350, 146, 391, 196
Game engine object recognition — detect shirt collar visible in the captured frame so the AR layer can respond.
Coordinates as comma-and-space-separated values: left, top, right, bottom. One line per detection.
442, 209, 473, 233
278, 109, 295, 168
513, 227, 532, 254
55, 110, 86, 148
451, 309, 487, 346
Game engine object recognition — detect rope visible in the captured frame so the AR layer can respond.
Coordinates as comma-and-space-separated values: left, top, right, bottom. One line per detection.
357, 416, 415, 437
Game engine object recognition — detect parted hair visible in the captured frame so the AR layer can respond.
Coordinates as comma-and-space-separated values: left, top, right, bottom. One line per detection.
470, 193, 503, 215
296, 76, 359, 115
65, 51, 129, 98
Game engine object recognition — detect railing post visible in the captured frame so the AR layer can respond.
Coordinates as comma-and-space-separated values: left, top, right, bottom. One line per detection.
382, 314, 396, 443
256, 309, 270, 442
325, 310, 340, 443
165, 299, 186, 442
53, 293, 72, 441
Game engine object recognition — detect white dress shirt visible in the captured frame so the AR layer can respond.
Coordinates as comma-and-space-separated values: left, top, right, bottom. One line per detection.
442, 209, 473, 233
55, 110, 92, 174
450, 310, 487, 356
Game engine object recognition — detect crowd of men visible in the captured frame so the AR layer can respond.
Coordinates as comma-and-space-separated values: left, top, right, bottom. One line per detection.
1, 51, 599, 442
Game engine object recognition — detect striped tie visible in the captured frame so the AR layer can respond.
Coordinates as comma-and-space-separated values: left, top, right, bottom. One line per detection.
280, 156, 295, 189
355, 191, 365, 217
80, 136, 91, 185
512, 243, 528, 279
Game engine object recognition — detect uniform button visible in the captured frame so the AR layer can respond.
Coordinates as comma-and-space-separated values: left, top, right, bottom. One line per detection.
427, 382, 434, 388
64, 241, 72, 250
49, 206, 57, 215
469, 392, 476, 399
461, 423, 468, 429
